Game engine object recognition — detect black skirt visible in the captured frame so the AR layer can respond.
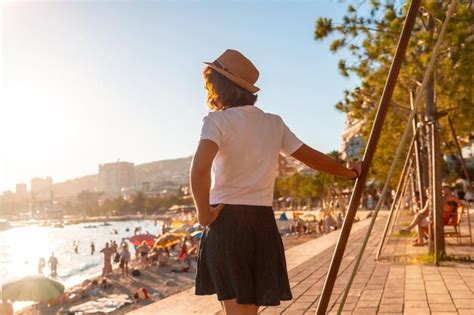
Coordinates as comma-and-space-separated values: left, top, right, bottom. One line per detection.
195, 204, 292, 306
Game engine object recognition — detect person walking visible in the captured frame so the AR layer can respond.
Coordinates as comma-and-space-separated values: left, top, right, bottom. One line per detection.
119, 244, 131, 277
48, 252, 59, 276
38, 257, 45, 274
191, 49, 362, 315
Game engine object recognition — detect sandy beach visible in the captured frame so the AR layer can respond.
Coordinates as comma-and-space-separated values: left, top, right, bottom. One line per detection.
14, 228, 317, 315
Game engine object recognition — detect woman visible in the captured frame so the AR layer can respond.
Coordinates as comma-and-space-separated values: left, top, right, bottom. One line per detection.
191, 49, 361, 315
399, 193, 430, 246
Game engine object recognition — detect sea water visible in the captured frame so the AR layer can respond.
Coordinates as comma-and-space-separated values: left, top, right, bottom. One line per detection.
0, 220, 161, 291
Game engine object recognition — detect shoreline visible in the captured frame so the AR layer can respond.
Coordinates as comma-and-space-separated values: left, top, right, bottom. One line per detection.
7, 215, 168, 229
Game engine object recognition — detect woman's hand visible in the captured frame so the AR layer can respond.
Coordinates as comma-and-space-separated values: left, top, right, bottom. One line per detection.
199, 204, 224, 226
347, 160, 362, 179
208, 204, 224, 225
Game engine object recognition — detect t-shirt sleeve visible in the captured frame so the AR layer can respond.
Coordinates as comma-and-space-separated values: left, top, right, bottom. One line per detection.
199, 114, 222, 148
280, 117, 303, 156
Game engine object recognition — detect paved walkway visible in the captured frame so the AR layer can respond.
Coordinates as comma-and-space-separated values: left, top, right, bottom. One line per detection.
260, 212, 474, 314
129, 210, 474, 314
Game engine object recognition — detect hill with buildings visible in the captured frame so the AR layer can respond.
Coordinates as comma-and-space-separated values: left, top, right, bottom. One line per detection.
52, 156, 193, 198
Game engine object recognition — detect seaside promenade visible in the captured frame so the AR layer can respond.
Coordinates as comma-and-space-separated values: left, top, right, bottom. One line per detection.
128, 210, 474, 315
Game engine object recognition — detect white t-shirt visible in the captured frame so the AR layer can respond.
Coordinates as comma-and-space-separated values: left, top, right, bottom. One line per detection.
199, 105, 303, 206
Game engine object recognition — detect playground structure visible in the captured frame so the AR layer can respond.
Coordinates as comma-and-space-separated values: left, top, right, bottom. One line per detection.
315, 0, 473, 314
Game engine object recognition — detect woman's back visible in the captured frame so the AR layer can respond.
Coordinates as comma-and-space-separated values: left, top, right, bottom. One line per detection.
200, 105, 301, 206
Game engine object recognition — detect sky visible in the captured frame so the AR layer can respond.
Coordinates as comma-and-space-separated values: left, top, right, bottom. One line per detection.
0, 0, 360, 192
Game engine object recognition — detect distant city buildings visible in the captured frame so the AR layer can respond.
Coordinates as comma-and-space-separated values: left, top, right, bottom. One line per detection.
99, 161, 135, 197
340, 115, 365, 161
278, 154, 314, 177
31, 177, 53, 194
15, 183, 27, 195
278, 154, 295, 176
0, 155, 195, 216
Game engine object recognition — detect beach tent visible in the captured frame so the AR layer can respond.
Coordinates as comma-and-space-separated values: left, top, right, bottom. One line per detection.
279, 212, 288, 221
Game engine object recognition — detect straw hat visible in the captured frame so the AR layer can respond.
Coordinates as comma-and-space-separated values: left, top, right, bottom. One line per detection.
204, 49, 260, 94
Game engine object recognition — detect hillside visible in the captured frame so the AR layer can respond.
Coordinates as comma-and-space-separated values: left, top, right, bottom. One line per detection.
53, 156, 193, 197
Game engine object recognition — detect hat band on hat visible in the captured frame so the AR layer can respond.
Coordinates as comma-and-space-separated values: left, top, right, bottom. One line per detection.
213, 60, 233, 76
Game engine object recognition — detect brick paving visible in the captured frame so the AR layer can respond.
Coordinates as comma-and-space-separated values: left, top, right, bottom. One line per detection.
259, 210, 474, 315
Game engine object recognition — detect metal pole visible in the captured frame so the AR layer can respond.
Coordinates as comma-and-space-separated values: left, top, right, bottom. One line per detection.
389, 164, 413, 238
315, 1, 421, 313
447, 115, 473, 245
376, 137, 416, 260
410, 90, 427, 208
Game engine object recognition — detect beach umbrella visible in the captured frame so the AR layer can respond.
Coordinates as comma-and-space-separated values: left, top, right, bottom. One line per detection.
2, 276, 64, 302
191, 230, 203, 239
129, 234, 156, 247
154, 233, 181, 248
170, 224, 191, 234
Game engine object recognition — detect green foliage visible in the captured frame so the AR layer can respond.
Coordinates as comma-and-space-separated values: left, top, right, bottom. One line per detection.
315, 1, 474, 185
77, 190, 103, 216
73, 191, 192, 216
274, 155, 353, 206
132, 192, 146, 212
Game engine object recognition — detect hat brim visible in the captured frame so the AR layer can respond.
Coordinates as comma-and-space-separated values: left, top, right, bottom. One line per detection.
204, 62, 260, 94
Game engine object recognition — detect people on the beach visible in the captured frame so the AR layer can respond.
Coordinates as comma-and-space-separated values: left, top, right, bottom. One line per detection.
137, 241, 150, 267
158, 248, 170, 267
336, 212, 344, 229
111, 241, 120, 264
0, 298, 13, 315
178, 239, 188, 261
119, 243, 131, 277
38, 257, 46, 274
133, 287, 150, 301
48, 252, 58, 275
324, 213, 337, 233
191, 49, 362, 314
74, 241, 79, 254
442, 186, 463, 225
148, 247, 160, 265
100, 242, 113, 276
90, 242, 95, 255
296, 218, 305, 238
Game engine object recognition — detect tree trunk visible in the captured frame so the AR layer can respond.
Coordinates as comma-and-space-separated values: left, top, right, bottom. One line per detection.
425, 73, 445, 261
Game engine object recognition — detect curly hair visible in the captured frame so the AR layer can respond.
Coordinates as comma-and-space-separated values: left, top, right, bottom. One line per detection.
203, 67, 257, 110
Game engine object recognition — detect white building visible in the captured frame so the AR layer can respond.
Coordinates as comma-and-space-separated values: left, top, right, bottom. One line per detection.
340, 114, 365, 161
99, 161, 135, 196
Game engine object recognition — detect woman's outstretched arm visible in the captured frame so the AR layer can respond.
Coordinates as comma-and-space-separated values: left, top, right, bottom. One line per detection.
190, 139, 224, 226
291, 144, 361, 179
